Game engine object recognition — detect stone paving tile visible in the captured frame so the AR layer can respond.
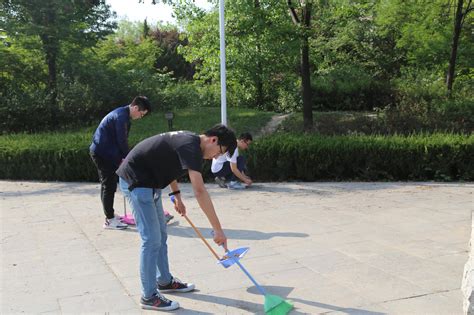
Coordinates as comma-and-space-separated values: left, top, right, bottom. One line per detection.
317, 262, 429, 302
1, 292, 61, 314
1, 180, 472, 314
360, 289, 463, 315
58, 290, 136, 314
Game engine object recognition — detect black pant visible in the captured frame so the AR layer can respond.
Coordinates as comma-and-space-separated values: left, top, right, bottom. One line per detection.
212, 156, 247, 181
90, 152, 118, 219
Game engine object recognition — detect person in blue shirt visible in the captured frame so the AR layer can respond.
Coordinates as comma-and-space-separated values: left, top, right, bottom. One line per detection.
90, 96, 151, 229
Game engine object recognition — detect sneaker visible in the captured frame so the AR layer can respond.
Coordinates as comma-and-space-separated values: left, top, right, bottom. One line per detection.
228, 181, 245, 190
215, 176, 227, 188
158, 277, 195, 293
103, 217, 128, 230
165, 213, 174, 224
140, 292, 179, 311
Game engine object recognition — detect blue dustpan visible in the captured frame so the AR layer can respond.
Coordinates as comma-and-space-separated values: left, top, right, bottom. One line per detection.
219, 246, 250, 268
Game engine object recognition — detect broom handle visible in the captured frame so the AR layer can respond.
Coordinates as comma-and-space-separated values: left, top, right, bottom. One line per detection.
183, 215, 221, 261
170, 196, 221, 261
229, 251, 267, 296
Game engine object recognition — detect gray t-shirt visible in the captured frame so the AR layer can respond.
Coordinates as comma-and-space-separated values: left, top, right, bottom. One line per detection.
117, 131, 202, 190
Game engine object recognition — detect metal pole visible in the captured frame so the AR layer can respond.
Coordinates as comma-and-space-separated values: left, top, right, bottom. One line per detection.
219, 0, 227, 126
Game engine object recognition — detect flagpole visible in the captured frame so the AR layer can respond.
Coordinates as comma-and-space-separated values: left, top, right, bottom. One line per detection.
219, 0, 227, 126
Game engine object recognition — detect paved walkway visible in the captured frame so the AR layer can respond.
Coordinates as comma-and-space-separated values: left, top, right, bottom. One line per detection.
1, 181, 472, 314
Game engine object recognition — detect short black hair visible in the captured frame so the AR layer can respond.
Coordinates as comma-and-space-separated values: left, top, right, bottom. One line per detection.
205, 124, 237, 156
239, 132, 253, 142
131, 96, 152, 113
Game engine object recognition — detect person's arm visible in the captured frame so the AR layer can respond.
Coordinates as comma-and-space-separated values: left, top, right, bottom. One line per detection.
188, 169, 227, 249
230, 163, 252, 185
169, 180, 186, 216
114, 116, 129, 158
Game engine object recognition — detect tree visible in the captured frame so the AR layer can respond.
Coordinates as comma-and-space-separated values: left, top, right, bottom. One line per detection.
174, 0, 297, 110
0, 0, 115, 122
288, 0, 316, 131
225, 0, 296, 110
446, 0, 473, 95
150, 26, 195, 80
143, 18, 151, 38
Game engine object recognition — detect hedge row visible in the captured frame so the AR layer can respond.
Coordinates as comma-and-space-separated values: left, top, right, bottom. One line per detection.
246, 133, 474, 181
0, 132, 97, 181
1, 133, 472, 182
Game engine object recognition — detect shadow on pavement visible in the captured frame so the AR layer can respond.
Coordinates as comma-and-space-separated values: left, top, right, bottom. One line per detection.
0, 183, 98, 197
169, 290, 269, 314
168, 286, 384, 315
119, 222, 309, 240
248, 286, 385, 315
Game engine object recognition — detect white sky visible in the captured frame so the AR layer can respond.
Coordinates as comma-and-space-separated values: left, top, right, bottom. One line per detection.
106, 0, 212, 24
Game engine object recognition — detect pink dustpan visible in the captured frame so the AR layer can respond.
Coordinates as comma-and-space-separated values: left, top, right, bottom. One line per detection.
119, 196, 135, 225
120, 213, 135, 225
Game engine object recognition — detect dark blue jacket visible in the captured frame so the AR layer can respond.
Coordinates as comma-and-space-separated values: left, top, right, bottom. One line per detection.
90, 105, 131, 167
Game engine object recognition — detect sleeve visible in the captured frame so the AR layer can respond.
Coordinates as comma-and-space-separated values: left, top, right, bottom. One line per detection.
176, 142, 202, 172
114, 114, 129, 158
228, 148, 238, 164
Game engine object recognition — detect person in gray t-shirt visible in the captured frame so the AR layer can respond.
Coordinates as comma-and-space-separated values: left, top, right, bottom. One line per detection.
117, 124, 236, 312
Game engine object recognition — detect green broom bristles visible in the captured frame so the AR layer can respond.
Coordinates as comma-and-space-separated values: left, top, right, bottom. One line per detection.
264, 294, 293, 315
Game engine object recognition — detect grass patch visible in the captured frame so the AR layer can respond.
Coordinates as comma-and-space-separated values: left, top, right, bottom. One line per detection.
278, 111, 381, 135
2, 107, 275, 149
279, 110, 473, 135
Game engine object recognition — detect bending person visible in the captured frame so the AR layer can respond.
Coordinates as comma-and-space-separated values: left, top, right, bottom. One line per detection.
211, 132, 253, 189
90, 96, 151, 230
117, 125, 236, 311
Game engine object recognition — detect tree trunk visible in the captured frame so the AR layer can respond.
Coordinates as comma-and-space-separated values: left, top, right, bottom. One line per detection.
254, 0, 265, 109
288, 0, 314, 131
41, 38, 58, 124
255, 51, 265, 109
446, 0, 464, 96
39, 4, 59, 124
45, 48, 58, 102
301, 3, 313, 131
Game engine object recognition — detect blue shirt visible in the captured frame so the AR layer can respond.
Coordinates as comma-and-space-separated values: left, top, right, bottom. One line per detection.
90, 105, 131, 167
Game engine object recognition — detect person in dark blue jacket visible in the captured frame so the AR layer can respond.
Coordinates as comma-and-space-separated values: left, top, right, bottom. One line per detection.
90, 96, 151, 229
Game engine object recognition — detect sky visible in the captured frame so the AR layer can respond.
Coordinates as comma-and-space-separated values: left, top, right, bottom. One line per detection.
106, 0, 212, 24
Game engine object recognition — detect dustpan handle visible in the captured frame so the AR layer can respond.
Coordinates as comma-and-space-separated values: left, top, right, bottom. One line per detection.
123, 196, 127, 216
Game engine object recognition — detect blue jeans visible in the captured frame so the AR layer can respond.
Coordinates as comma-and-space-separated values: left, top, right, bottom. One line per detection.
119, 178, 172, 298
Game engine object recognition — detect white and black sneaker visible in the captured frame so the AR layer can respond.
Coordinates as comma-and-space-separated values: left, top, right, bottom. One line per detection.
158, 277, 195, 293
165, 213, 174, 224
103, 217, 128, 230
140, 292, 179, 311
214, 176, 227, 188
228, 181, 245, 190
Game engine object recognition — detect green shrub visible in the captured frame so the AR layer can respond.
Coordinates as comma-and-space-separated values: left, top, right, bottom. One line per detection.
0, 107, 274, 181
161, 82, 202, 109
247, 133, 474, 181
0, 132, 95, 181
0, 87, 58, 133
312, 65, 392, 111
434, 98, 474, 132
195, 84, 220, 108
2, 132, 471, 182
